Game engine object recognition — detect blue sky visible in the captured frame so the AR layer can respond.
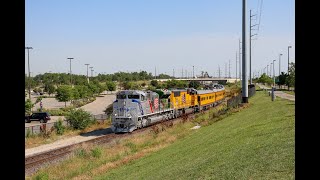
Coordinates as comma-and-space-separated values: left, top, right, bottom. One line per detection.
25, 0, 294, 78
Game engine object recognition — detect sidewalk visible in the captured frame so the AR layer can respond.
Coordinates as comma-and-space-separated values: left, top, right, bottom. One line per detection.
256, 83, 295, 101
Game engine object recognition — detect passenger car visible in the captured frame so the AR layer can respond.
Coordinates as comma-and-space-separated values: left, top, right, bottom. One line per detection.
25, 112, 51, 123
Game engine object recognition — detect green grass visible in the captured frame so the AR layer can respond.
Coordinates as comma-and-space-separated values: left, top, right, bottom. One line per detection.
96, 91, 295, 180
282, 90, 295, 95
28, 91, 294, 179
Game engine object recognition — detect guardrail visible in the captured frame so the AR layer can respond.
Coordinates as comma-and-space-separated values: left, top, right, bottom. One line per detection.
25, 114, 109, 137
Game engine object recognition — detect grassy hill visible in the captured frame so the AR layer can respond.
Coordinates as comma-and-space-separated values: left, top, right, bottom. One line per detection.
96, 91, 295, 179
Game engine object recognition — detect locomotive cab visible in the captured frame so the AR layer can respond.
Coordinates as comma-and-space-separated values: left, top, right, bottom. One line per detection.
112, 90, 146, 133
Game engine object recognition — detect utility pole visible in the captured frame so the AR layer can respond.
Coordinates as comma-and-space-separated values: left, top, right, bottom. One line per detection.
192, 66, 195, 87
218, 65, 221, 78
225, 63, 227, 78
182, 68, 183, 79
173, 68, 175, 78
239, 39, 242, 87
229, 59, 231, 78
25, 47, 33, 101
236, 51, 238, 83
288, 46, 292, 74
85, 64, 89, 83
67, 57, 74, 87
267, 65, 269, 77
242, 0, 248, 103
155, 66, 157, 79
249, 9, 258, 85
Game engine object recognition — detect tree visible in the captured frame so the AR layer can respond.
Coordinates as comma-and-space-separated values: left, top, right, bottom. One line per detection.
106, 81, 116, 91
123, 81, 140, 90
75, 85, 89, 99
150, 80, 158, 87
88, 83, 99, 95
277, 72, 288, 89
56, 85, 73, 107
96, 83, 106, 94
286, 62, 295, 90
257, 73, 273, 85
72, 87, 80, 101
25, 99, 34, 114
44, 83, 56, 96
188, 81, 201, 89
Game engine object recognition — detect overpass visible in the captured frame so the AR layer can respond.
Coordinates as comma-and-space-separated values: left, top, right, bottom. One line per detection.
155, 78, 239, 84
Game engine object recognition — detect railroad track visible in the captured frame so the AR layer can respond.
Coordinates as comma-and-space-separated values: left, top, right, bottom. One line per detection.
25, 101, 225, 176
25, 132, 128, 176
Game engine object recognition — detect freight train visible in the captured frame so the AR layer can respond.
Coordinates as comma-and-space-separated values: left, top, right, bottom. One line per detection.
111, 85, 225, 133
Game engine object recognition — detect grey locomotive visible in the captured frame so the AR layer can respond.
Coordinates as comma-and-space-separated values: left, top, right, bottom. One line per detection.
111, 90, 174, 133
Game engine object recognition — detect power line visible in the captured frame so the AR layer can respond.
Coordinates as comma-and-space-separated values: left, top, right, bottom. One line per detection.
257, 0, 264, 34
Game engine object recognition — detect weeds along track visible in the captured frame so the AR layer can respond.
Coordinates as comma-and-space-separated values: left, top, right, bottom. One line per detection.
25, 131, 131, 176
25, 101, 225, 176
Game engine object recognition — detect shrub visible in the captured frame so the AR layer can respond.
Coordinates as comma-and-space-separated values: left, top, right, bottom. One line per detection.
25, 99, 33, 115
75, 149, 87, 158
66, 109, 94, 130
91, 147, 102, 158
34, 172, 49, 180
54, 119, 65, 135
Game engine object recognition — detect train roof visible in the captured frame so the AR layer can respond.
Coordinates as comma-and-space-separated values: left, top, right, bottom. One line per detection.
196, 87, 225, 94
196, 90, 215, 94
117, 90, 146, 96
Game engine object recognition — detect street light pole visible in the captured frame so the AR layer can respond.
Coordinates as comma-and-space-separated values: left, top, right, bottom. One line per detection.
278, 53, 283, 88
85, 64, 90, 83
192, 65, 195, 88
236, 51, 238, 83
288, 46, 292, 74
25, 47, 33, 100
278, 53, 283, 76
67, 57, 74, 87
273, 60, 276, 87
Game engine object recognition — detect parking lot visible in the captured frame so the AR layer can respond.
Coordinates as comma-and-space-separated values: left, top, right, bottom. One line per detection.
25, 91, 116, 127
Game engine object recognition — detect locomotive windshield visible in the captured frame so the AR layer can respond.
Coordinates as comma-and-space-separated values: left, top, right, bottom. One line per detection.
117, 94, 127, 99
128, 95, 140, 99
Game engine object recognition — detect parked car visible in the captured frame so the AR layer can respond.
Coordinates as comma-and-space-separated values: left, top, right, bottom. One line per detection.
25, 112, 51, 123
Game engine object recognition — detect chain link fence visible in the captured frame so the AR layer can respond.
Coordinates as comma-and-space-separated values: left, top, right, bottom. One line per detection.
227, 85, 256, 109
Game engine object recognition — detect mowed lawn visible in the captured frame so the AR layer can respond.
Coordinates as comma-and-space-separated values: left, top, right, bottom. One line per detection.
96, 91, 295, 179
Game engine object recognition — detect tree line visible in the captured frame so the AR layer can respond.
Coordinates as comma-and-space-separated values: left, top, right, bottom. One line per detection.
255, 62, 295, 89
